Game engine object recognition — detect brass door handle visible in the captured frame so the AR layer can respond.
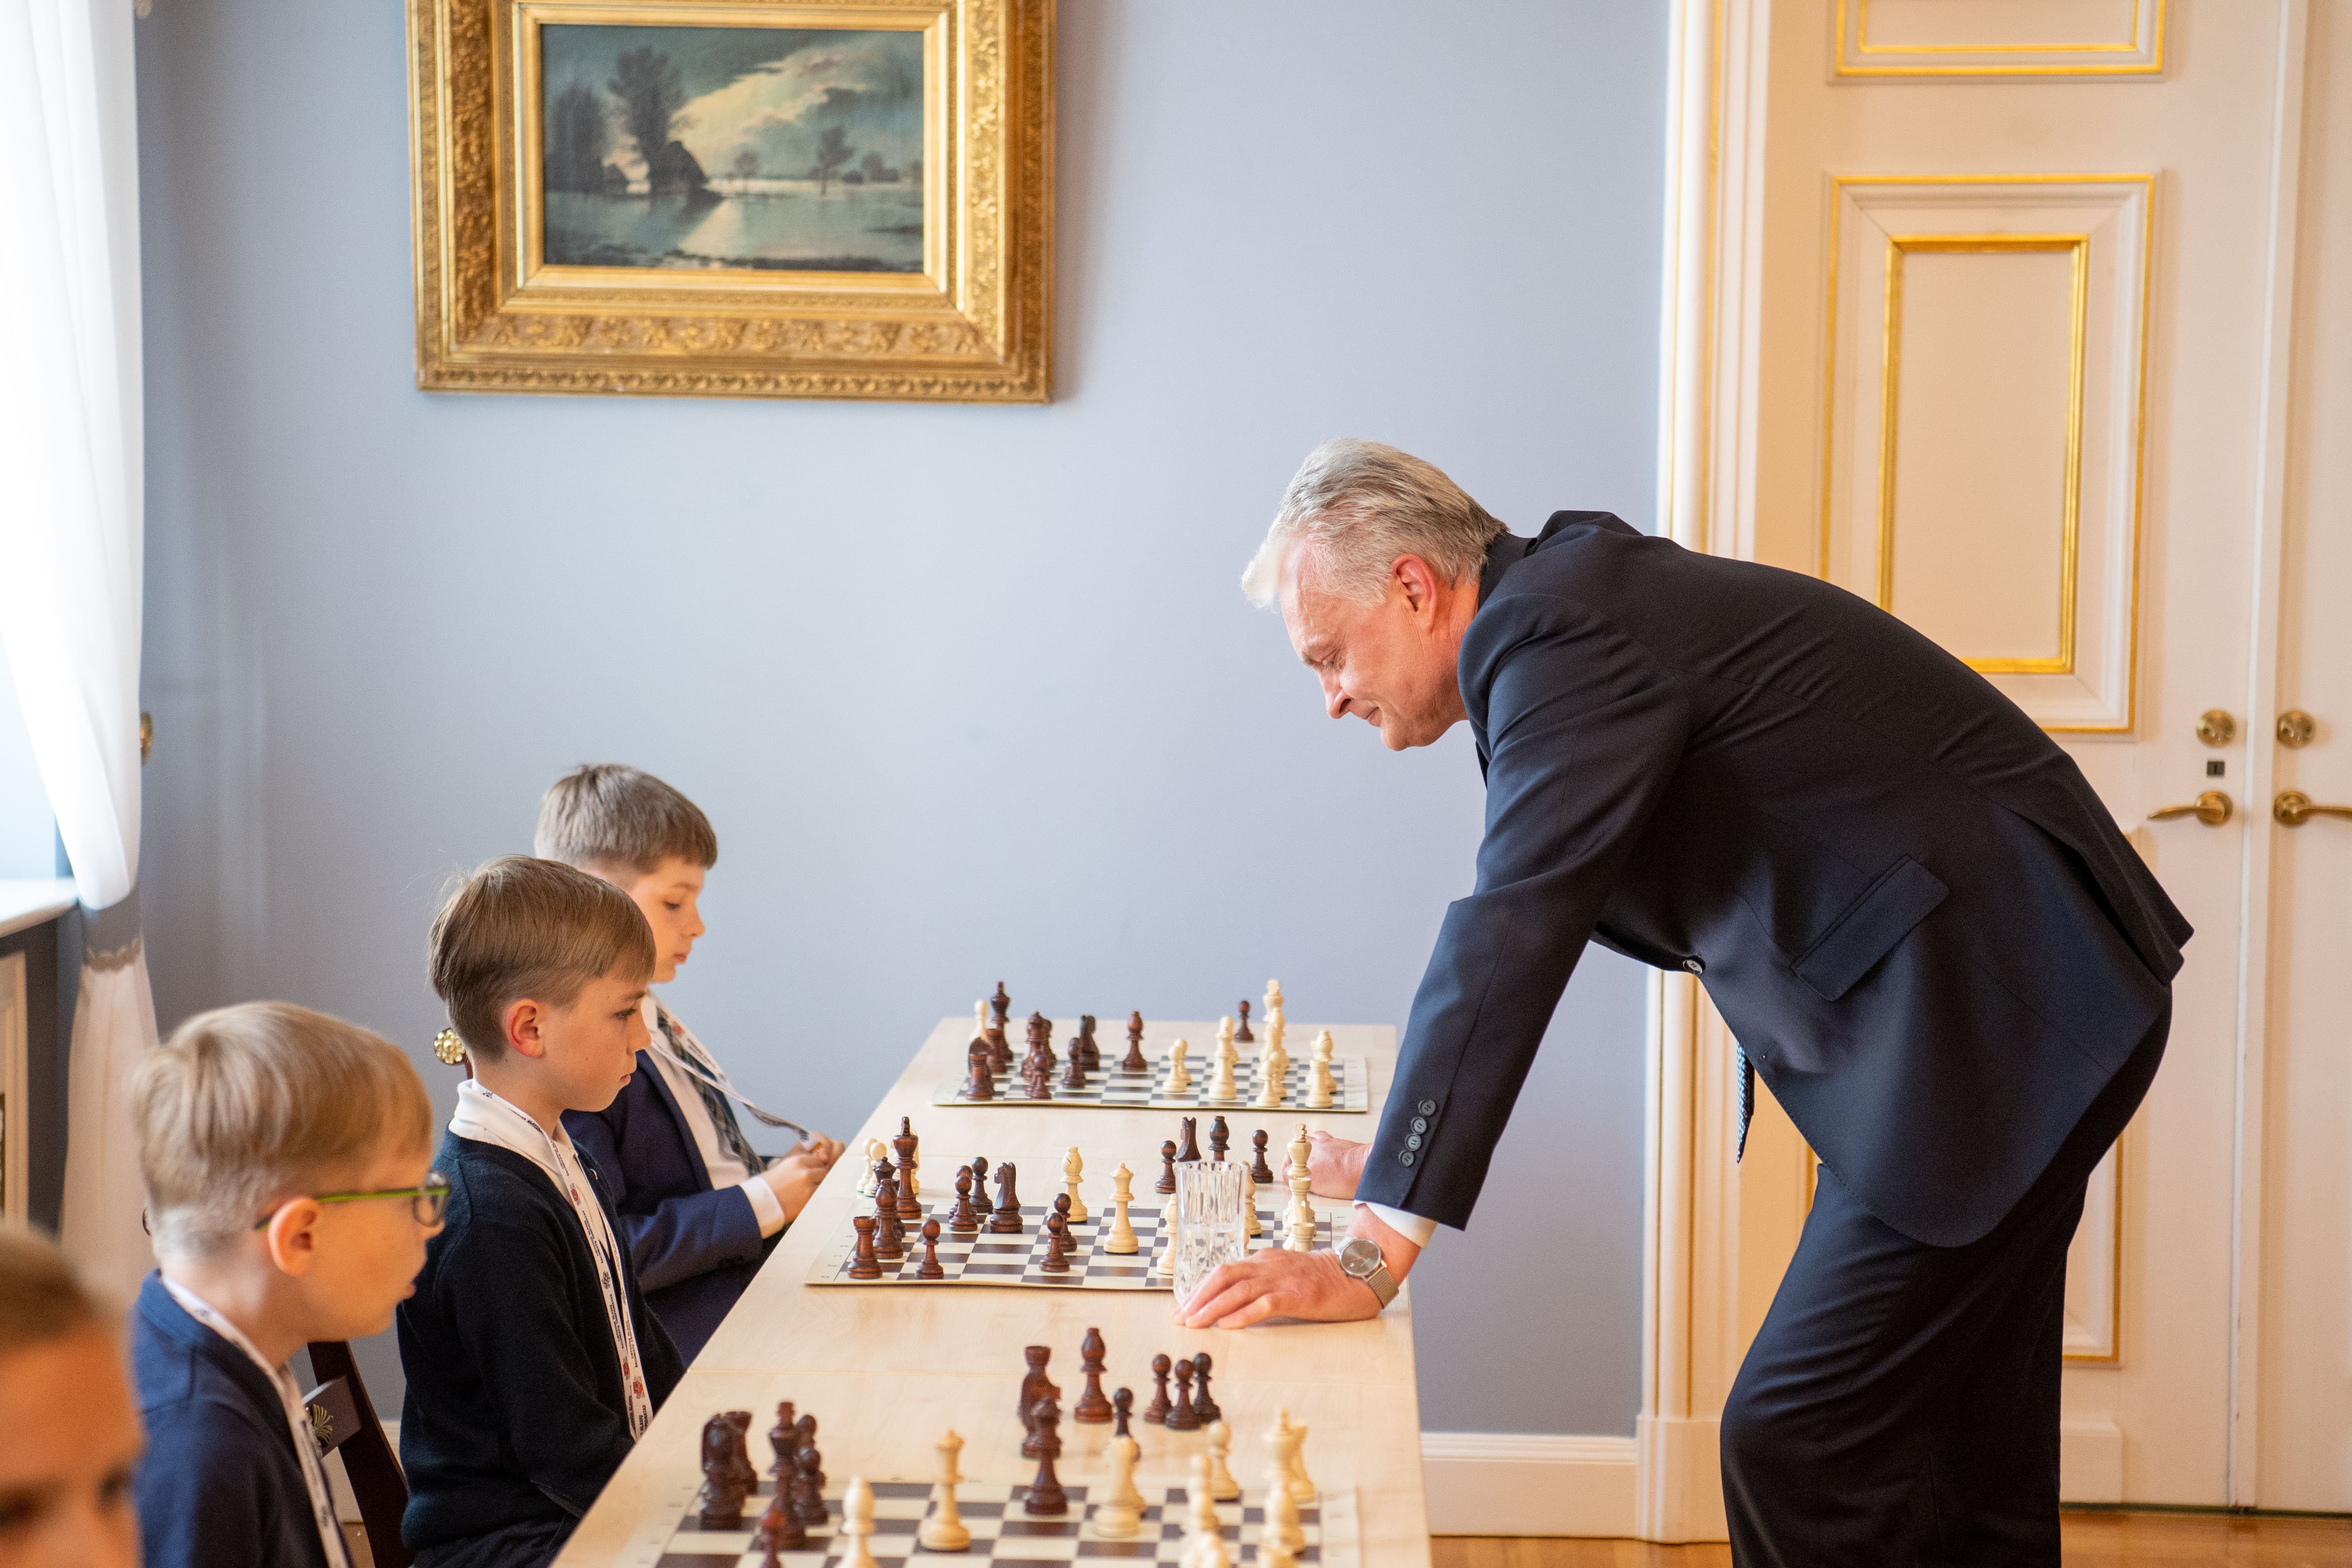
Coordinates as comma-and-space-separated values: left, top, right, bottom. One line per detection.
2274, 791, 2352, 827
2148, 791, 2233, 826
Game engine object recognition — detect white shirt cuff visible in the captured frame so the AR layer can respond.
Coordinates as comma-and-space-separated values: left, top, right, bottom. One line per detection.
1357, 1202, 1438, 1246
739, 1173, 787, 1237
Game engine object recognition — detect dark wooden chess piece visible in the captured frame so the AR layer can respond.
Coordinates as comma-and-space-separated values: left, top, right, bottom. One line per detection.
1166, 1358, 1201, 1431
1112, 1385, 1135, 1439
991, 1163, 1023, 1233
1023, 1060, 1053, 1101
1144, 1353, 1173, 1424
988, 1013, 1014, 1072
1176, 1116, 1202, 1164
1251, 1129, 1275, 1184
1236, 1000, 1254, 1043
699, 1411, 755, 1528
1052, 1192, 1072, 1229
872, 1161, 904, 1259
971, 1155, 991, 1195
965, 1034, 995, 1099
991, 982, 1012, 1027
1121, 1011, 1149, 1072
848, 1215, 882, 1278
1041, 1212, 1071, 1273
1018, 1345, 1057, 1457
1026, 1011, 1057, 1070
917, 1218, 946, 1279
1209, 1116, 1230, 1162
948, 1166, 980, 1233
768, 1401, 797, 1478
789, 1442, 826, 1528
795, 1414, 823, 1482
895, 1119, 923, 1218
1060, 1041, 1088, 1091
757, 1486, 806, 1556
1191, 1353, 1221, 1423
1157, 1140, 1179, 1195
1075, 1327, 1113, 1423
1024, 1396, 1069, 1516
1076, 1014, 1101, 1070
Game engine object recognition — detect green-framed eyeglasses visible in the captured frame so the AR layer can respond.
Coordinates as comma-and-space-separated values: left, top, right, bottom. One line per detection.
252, 1171, 452, 1230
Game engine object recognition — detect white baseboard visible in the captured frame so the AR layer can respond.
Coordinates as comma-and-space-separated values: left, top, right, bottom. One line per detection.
2060, 1417, 2123, 1503
1421, 1432, 1637, 1537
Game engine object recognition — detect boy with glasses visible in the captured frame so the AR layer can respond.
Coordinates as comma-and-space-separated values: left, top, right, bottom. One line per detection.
129, 1000, 443, 1568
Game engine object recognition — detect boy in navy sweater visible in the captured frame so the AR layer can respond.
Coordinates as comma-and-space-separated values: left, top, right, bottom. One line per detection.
399, 856, 685, 1568
538, 764, 841, 1359
128, 1000, 444, 1568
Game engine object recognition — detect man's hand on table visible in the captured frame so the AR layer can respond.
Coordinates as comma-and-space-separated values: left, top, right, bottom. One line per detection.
1284, 1131, 1368, 1199
1171, 1202, 1422, 1329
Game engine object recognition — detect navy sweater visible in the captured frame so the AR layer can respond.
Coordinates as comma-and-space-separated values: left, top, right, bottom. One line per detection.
130, 1272, 333, 1568
397, 1131, 683, 1556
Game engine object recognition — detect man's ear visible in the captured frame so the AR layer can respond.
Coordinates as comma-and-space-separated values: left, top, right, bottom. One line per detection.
504, 997, 548, 1060
262, 1196, 323, 1278
1393, 555, 1443, 616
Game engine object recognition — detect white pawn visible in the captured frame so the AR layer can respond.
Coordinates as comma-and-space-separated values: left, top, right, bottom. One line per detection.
1241, 1159, 1261, 1239
1308, 1029, 1336, 1109
840, 1476, 882, 1568
1205, 1420, 1240, 1501
1063, 1146, 1088, 1223
920, 1432, 971, 1551
1210, 1025, 1239, 1103
1106, 1163, 1140, 1254
1165, 1038, 1192, 1095
1286, 1126, 1317, 1253
1093, 1433, 1145, 1538
1182, 1453, 1232, 1568
856, 1137, 886, 1197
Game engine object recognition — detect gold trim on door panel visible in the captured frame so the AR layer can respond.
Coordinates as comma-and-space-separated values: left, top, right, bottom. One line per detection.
1836, 0, 2164, 78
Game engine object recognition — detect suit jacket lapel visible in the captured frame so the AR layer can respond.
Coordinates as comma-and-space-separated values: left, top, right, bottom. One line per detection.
636, 1049, 717, 1196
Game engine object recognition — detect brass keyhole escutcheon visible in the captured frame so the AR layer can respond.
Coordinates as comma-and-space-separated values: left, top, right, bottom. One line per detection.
2277, 710, 2317, 748
2196, 709, 2237, 747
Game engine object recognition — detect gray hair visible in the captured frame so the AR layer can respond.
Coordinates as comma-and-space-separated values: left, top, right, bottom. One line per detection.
1240, 439, 1506, 608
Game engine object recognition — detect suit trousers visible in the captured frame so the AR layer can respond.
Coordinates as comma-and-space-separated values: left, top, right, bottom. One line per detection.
1721, 996, 2170, 1566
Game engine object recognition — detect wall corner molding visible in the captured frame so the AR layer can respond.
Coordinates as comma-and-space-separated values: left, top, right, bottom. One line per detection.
1422, 1432, 1638, 1537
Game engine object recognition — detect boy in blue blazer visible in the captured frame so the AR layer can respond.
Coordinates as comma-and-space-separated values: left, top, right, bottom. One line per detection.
538, 764, 842, 1360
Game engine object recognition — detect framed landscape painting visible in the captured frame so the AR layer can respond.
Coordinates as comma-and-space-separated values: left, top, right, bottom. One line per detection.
408, 0, 1052, 401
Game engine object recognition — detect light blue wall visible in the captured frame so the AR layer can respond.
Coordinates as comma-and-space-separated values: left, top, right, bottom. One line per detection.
134, 1, 1668, 1436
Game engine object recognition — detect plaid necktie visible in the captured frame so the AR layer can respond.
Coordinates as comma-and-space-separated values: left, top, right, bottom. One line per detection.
1734, 1043, 1755, 1162
655, 1007, 766, 1176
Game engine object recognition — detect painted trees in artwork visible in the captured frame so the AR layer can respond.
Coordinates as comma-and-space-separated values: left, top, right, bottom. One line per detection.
731, 148, 760, 193
811, 125, 854, 194
545, 82, 610, 193
611, 47, 688, 185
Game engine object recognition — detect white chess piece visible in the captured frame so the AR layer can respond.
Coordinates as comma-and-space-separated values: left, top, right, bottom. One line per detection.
1266, 1007, 1286, 1054
1241, 1159, 1261, 1238
1183, 1454, 1232, 1568
1287, 1126, 1316, 1252
857, 1138, 886, 1197
1093, 1433, 1145, 1538
1063, 1147, 1089, 1223
840, 1476, 882, 1568
1106, 1163, 1139, 1254
1285, 1414, 1316, 1504
1165, 1038, 1192, 1094
1210, 1025, 1239, 1102
1308, 1029, 1336, 1109
919, 1432, 971, 1551
1263, 1456, 1305, 1563
1255, 1033, 1287, 1108
1264, 979, 1284, 1019
1205, 1421, 1240, 1501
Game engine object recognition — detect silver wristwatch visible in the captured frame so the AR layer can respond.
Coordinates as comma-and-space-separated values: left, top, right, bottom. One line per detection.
1338, 1237, 1398, 1310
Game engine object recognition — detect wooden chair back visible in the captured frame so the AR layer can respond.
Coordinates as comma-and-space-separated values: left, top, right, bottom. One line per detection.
304, 1340, 413, 1568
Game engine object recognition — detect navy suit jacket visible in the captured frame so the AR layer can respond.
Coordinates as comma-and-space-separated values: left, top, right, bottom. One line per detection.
130, 1273, 332, 1568
563, 1051, 770, 1361
1354, 514, 2191, 1248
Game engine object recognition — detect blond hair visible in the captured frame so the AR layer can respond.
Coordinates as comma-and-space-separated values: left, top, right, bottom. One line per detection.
535, 764, 718, 875
1241, 438, 1506, 607
429, 855, 656, 1065
132, 1003, 434, 1259
0, 1224, 111, 1356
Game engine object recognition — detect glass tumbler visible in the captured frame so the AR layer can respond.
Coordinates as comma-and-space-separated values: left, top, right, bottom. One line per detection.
1170, 1158, 1249, 1303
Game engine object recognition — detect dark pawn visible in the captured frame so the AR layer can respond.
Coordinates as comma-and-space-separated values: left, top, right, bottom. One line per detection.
1018, 1345, 1057, 1456
1112, 1385, 1135, 1439
1076, 1014, 1101, 1070
1209, 1116, 1230, 1162
795, 1414, 824, 1485
1024, 1396, 1069, 1515
1075, 1328, 1113, 1423
872, 1162, 904, 1259
1027, 1011, 1057, 1070
758, 1486, 806, 1557
965, 1034, 995, 1099
1060, 1043, 1088, 1091
1144, 1353, 1173, 1424
1166, 1357, 1200, 1432
991, 1163, 1024, 1233
972, 1155, 991, 1195
699, 1411, 755, 1528
917, 1218, 946, 1279
1041, 1212, 1072, 1273
1191, 1353, 1221, 1423
1156, 1140, 1179, 1195
789, 1443, 827, 1528
1053, 1192, 1072, 1227
1121, 1011, 1149, 1072
948, 1166, 981, 1233
1176, 1117, 1203, 1164
1251, 1129, 1275, 1184
848, 1215, 882, 1279
1236, 1000, 1254, 1043
991, 982, 1012, 1027
1023, 1061, 1054, 1101
767, 1401, 797, 1477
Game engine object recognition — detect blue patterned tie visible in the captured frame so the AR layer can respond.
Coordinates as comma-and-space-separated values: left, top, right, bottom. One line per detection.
1734, 1043, 1755, 1163
656, 1009, 766, 1175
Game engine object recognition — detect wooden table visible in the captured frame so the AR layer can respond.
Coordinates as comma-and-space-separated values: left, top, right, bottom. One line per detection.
555, 1016, 1431, 1568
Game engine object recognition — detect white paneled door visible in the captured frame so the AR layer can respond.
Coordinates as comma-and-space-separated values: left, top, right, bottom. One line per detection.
1736, 0, 2349, 1511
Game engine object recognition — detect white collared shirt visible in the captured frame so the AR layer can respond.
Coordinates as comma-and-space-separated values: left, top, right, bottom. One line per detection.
639, 997, 786, 1235
158, 1275, 352, 1568
1359, 1202, 1439, 1246
448, 1080, 654, 1435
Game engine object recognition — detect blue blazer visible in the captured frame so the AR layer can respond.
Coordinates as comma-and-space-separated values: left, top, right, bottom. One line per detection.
130, 1272, 332, 1568
1354, 514, 2191, 1248
563, 1052, 771, 1362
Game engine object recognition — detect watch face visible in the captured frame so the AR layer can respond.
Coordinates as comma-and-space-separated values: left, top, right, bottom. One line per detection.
1340, 1238, 1380, 1275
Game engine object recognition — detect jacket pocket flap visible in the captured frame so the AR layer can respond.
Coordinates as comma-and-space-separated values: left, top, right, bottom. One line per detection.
1792, 856, 1949, 1001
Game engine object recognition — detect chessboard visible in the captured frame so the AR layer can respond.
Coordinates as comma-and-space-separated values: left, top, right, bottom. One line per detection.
930, 1059, 1369, 1115
805, 1197, 1336, 1292
612, 1476, 1359, 1568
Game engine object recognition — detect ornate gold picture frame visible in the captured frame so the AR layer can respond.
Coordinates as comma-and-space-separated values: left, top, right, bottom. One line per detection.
407, 0, 1052, 401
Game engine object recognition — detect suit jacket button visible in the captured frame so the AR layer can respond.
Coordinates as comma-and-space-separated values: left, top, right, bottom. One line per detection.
1406, 1134, 1422, 1151
1398, 1151, 1415, 1167
1418, 1099, 1438, 1115
1683, 957, 1705, 974
1410, 1116, 1428, 1133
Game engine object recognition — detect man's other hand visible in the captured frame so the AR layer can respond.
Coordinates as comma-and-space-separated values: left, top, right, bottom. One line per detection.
1283, 1131, 1368, 1200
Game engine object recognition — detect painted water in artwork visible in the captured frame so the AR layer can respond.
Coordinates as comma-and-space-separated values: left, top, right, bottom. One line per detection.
539, 24, 923, 272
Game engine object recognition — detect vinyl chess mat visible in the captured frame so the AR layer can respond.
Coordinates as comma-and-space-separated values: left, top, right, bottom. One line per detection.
930, 1059, 1369, 1115
806, 1198, 1337, 1291
616, 1477, 1358, 1568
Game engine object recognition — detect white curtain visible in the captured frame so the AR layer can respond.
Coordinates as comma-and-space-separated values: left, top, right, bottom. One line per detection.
0, 0, 155, 1298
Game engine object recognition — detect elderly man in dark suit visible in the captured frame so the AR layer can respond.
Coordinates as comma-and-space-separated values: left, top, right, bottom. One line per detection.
1175, 439, 2188, 1565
